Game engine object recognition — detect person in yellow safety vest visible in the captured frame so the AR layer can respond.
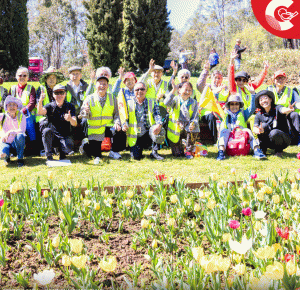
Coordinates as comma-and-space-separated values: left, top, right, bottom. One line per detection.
86, 67, 125, 98
267, 70, 300, 146
216, 90, 266, 161
293, 71, 300, 98
139, 59, 172, 120
79, 76, 126, 164
0, 96, 26, 167
63, 66, 89, 115
122, 82, 164, 161
37, 84, 77, 163
164, 81, 199, 159
8, 67, 36, 115
197, 61, 230, 144
0, 77, 8, 112
228, 50, 269, 109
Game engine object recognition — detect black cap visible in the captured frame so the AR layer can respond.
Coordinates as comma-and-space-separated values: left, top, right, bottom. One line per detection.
255, 90, 275, 109
96, 76, 109, 83
235, 71, 250, 81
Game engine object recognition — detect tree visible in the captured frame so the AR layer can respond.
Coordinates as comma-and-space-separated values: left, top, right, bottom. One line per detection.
28, 0, 80, 68
0, 0, 29, 72
84, 0, 123, 75
121, 0, 172, 71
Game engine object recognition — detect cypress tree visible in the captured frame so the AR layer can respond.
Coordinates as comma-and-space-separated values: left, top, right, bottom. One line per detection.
84, 0, 123, 75
121, 0, 172, 71
9, 0, 29, 71
0, 0, 29, 72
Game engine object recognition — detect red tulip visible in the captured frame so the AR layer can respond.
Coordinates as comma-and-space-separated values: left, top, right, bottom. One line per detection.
276, 227, 289, 240
297, 153, 300, 160
229, 220, 240, 229
0, 199, 3, 207
284, 253, 294, 262
154, 171, 167, 181
250, 174, 257, 179
242, 207, 252, 216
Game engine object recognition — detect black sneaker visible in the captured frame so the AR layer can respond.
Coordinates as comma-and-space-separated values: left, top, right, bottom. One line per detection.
47, 155, 53, 161
59, 153, 66, 160
17, 159, 25, 167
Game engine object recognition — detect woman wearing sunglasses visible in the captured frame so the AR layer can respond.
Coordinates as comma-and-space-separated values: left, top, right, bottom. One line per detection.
228, 50, 269, 109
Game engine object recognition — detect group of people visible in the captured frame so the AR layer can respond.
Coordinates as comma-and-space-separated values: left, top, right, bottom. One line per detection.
1, 47, 300, 166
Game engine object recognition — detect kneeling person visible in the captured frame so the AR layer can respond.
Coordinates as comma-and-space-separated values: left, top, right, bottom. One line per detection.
0, 96, 26, 167
217, 91, 266, 161
165, 81, 199, 159
122, 82, 164, 160
37, 84, 77, 161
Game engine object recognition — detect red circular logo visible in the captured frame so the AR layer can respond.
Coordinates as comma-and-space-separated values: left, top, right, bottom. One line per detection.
251, 0, 300, 38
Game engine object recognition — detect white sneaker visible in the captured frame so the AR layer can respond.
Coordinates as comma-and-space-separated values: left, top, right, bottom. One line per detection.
40, 150, 46, 157
109, 151, 122, 160
93, 157, 100, 165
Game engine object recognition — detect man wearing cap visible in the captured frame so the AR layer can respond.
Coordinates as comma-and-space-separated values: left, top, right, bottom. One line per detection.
64, 66, 88, 114
228, 50, 269, 109
267, 70, 300, 146
139, 59, 171, 120
253, 90, 294, 157
0, 96, 26, 167
86, 67, 125, 97
80, 76, 125, 164
122, 82, 164, 161
37, 84, 77, 161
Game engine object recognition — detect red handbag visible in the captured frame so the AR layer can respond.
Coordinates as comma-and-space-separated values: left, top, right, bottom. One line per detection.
101, 137, 112, 152
226, 128, 250, 156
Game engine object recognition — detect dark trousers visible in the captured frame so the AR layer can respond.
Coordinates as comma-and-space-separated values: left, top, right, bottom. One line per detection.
287, 112, 300, 144
201, 113, 218, 143
83, 127, 127, 158
130, 131, 159, 160
210, 64, 217, 70
41, 126, 74, 158
169, 131, 199, 156
258, 129, 291, 153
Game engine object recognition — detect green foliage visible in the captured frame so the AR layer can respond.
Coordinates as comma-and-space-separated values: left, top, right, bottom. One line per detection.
121, 0, 172, 71
84, 0, 123, 75
0, 0, 29, 72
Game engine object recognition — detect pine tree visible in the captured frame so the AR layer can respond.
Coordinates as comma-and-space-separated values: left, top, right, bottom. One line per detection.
9, 0, 29, 71
121, 0, 172, 71
0, 0, 29, 72
84, 0, 123, 75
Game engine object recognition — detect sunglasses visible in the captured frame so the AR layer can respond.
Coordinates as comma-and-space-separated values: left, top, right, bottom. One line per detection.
229, 102, 240, 106
18, 74, 28, 77
135, 88, 146, 92
236, 78, 247, 82
54, 91, 65, 95
181, 76, 189, 79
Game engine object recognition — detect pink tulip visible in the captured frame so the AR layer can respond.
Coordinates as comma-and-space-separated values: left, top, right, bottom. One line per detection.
0, 199, 4, 207
242, 207, 252, 216
298, 168, 300, 173
250, 174, 257, 179
229, 220, 240, 229
297, 153, 300, 160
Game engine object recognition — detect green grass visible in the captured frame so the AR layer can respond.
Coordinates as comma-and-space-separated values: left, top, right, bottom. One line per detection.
1, 77, 297, 190
2, 145, 300, 190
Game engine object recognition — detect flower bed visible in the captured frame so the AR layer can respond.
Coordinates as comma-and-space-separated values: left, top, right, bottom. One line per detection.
1, 170, 300, 288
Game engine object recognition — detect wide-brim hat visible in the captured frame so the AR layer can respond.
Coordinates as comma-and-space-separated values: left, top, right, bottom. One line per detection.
255, 90, 275, 109
149, 126, 166, 144
39, 71, 65, 84
234, 71, 250, 81
225, 94, 244, 109
4, 96, 23, 111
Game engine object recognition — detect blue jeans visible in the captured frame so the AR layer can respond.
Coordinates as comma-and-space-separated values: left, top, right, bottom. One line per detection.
0, 134, 25, 160
234, 58, 241, 70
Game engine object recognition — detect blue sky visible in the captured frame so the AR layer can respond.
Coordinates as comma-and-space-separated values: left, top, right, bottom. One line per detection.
167, 0, 200, 31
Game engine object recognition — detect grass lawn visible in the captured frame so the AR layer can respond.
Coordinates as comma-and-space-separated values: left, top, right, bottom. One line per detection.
2, 145, 300, 190
0, 77, 298, 189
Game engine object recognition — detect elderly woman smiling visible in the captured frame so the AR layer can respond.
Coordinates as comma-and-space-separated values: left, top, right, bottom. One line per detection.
8, 67, 36, 115
0, 96, 26, 167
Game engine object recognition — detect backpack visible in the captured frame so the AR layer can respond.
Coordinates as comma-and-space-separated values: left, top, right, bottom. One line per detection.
226, 128, 250, 156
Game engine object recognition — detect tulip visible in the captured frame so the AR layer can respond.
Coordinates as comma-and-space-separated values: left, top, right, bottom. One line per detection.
297, 153, 300, 160
126, 190, 134, 199
199, 191, 205, 199
0, 199, 4, 207
207, 199, 216, 210
52, 236, 60, 248
254, 210, 266, 219
272, 195, 280, 204
151, 239, 158, 248
141, 219, 150, 229
250, 173, 257, 179
99, 256, 117, 272
231, 168, 236, 175
233, 263, 246, 275
145, 191, 153, 198
167, 218, 176, 227
170, 194, 178, 204
94, 203, 100, 211
62, 255, 71, 267
184, 198, 191, 206
47, 171, 54, 180
58, 211, 65, 220
222, 233, 231, 242
242, 207, 252, 216
123, 199, 131, 207
194, 203, 201, 212
229, 220, 240, 229
286, 260, 297, 275
33, 269, 55, 285
154, 171, 167, 181
71, 255, 87, 269
69, 239, 83, 254
144, 208, 156, 216
83, 199, 91, 207
229, 237, 252, 255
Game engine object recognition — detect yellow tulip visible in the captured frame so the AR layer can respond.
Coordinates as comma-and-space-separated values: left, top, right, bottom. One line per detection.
94, 203, 100, 211
184, 198, 191, 206
167, 218, 176, 227
170, 194, 178, 204
71, 255, 87, 269
152, 239, 158, 248
52, 236, 60, 248
47, 171, 54, 180
58, 211, 65, 220
126, 190, 134, 199
222, 233, 231, 242
194, 203, 201, 212
207, 199, 216, 210
272, 195, 280, 204
69, 239, 83, 254
123, 199, 131, 207
99, 256, 117, 272
43, 190, 49, 198
286, 260, 297, 275
145, 191, 153, 198
233, 264, 246, 275
192, 247, 204, 262
141, 219, 150, 229
62, 255, 71, 267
